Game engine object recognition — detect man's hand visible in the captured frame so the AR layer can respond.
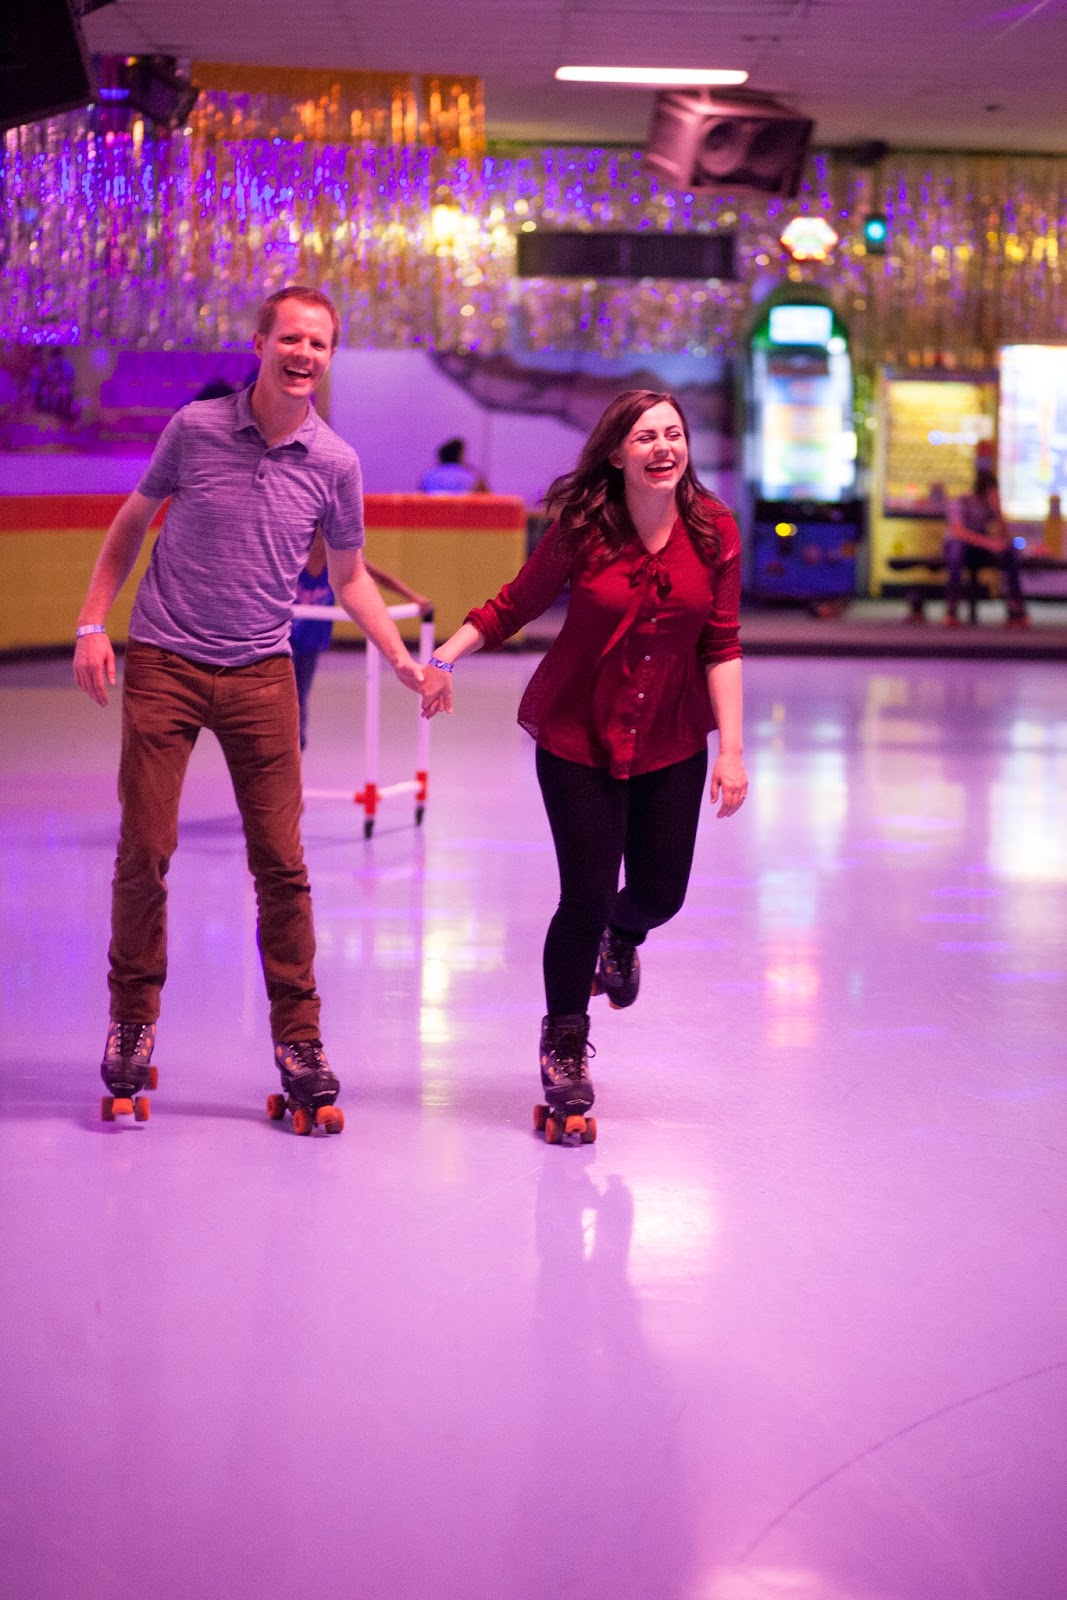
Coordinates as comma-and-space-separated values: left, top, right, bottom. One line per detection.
709, 751, 748, 818
420, 663, 453, 718
392, 656, 425, 693
73, 632, 117, 707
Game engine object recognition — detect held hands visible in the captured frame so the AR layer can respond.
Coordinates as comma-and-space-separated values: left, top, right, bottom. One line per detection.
420, 662, 453, 719
710, 751, 748, 818
392, 656, 425, 693
73, 632, 116, 707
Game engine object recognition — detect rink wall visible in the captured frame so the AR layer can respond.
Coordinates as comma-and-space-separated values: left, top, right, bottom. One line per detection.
0, 493, 527, 651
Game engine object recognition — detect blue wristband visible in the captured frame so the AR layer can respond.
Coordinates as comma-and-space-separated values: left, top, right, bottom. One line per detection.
427, 655, 454, 673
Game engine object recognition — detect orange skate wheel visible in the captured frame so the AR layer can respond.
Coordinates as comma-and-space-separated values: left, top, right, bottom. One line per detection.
291, 1106, 313, 1136
133, 1096, 150, 1122
146, 1067, 159, 1091
316, 1106, 344, 1134
564, 1114, 588, 1141
581, 1117, 597, 1144
101, 1096, 115, 1121
533, 1104, 549, 1132
266, 1093, 287, 1121
544, 1116, 563, 1145
111, 1097, 134, 1118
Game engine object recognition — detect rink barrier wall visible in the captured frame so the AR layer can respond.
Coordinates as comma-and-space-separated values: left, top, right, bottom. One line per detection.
0, 493, 527, 651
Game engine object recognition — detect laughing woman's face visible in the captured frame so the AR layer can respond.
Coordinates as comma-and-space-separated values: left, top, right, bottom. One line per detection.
609, 402, 688, 501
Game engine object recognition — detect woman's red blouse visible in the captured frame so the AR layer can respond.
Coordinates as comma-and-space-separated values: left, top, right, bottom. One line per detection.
464, 503, 742, 778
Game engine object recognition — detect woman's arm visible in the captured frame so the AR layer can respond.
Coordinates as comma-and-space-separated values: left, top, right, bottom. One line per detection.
705, 656, 747, 818
420, 523, 573, 718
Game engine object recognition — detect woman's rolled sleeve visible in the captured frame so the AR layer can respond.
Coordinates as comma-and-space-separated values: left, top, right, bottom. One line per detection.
697, 548, 742, 667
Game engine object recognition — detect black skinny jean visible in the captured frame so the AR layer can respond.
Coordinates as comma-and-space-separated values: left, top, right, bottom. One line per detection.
535, 744, 708, 1017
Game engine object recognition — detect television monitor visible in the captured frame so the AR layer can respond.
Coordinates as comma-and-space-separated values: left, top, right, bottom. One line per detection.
768, 304, 833, 347
999, 344, 1067, 518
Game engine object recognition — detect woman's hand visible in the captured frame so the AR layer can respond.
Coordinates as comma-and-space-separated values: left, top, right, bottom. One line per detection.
420, 662, 453, 719
709, 751, 747, 818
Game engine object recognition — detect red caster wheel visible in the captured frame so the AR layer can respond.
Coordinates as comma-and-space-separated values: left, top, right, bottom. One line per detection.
146, 1067, 159, 1091
266, 1093, 287, 1121
315, 1106, 344, 1134
533, 1104, 549, 1132
291, 1106, 313, 1136
101, 1096, 115, 1122
564, 1114, 588, 1141
133, 1096, 150, 1123
111, 1096, 134, 1118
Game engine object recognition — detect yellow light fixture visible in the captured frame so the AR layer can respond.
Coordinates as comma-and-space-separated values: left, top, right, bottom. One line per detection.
555, 66, 748, 87
779, 216, 839, 263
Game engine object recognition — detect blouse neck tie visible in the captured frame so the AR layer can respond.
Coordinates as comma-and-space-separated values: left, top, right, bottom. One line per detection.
598, 549, 673, 661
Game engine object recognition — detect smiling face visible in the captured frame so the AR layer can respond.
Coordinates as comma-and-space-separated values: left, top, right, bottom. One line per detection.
609, 400, 689, 499
252, 297, 335, 409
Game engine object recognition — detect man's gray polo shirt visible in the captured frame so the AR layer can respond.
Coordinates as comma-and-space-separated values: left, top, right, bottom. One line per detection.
130, 386, 364, 667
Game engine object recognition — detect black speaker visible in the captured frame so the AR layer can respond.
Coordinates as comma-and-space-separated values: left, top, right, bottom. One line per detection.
645, 89, 814, 198
0, 0, 96, 132
516, 230, 735, 281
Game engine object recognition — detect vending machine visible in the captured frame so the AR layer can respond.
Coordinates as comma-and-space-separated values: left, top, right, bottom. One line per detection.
743, 296, 864, 603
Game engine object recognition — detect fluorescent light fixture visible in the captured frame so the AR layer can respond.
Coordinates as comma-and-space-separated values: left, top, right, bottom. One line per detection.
555, 66, 749, 87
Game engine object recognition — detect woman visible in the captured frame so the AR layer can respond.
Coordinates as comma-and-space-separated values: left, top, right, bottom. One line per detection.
420, 391, 747, 1141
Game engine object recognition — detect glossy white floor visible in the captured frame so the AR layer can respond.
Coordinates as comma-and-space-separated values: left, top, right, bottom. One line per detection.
1, 649, 1065, 1600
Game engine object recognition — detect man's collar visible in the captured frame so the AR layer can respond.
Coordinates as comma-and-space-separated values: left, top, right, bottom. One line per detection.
234, 383, 319, 450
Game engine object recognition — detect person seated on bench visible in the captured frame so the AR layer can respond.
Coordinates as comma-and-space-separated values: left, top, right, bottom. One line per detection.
944, 467, 1028, 628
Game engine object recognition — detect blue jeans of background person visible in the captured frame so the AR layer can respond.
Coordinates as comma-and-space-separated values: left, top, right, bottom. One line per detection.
945, 538, 1026, 621
292, 649, 322, 751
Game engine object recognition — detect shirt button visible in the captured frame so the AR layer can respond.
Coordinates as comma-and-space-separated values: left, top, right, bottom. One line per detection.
644, 654, 651, 662
637, 692, 645, 700
629, 728, 636, 735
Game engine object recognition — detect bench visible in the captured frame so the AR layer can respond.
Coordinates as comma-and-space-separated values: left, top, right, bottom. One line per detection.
885, 555, 1067, 621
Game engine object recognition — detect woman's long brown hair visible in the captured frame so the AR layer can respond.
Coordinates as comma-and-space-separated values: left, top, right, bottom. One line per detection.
543, 389, 727, 566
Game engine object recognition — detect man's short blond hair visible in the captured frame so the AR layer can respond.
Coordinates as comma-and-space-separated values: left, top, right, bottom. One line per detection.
256, 286, 341, 350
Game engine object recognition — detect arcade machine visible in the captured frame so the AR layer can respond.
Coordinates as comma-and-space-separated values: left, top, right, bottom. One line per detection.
743, 297, 864, 606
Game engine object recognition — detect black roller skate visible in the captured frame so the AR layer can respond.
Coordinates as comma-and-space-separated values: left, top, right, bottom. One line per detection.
533, 1013, 597, 1146
100, 1021, 159, 1124
267, 1039, 344, 1136
591, 927, 640, 1009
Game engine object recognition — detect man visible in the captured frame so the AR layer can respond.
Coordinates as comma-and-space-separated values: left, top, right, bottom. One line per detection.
74, 285, 423, 1132
943, 467, 1028, 628
419, 436, 487, 494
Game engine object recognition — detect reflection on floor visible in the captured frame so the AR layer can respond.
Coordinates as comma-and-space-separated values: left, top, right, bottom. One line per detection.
1, 650, 1065, 1600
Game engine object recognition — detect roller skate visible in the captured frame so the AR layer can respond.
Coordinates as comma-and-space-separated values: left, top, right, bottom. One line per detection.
591, 927, 640, 1010
100, 1021, 159, 1123
267, 1039, 344, 1136
533, 1013, 597, 1146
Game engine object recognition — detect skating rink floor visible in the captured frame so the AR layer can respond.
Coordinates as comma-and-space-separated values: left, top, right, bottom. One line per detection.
1, 647, 1065, 1600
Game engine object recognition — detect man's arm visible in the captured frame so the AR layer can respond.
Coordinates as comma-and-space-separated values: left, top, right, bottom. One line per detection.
73, 491, 163, 707
325, 545, 424, 692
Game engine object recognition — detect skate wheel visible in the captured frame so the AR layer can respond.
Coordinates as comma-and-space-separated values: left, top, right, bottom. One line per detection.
292, 1106, 313, 1136
544, 1116, 563, 1145
590, 977, 601, 998
133, 1096, 150, 1123
111, 1097, 134, 1118
315, 1106, 344, 1134
266, 1093, 287, 1122
146, 1066, 159, 1091
101, 1096, 115, 1122
608, 999, 622, 1011
533, 1103, 549, 1132
564, 1114, 588, 1141
581, 1117, 597, 1144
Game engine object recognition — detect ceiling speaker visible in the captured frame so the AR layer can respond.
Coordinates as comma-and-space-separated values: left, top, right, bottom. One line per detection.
0, 0, 95, 131
645, 89, 814, 198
